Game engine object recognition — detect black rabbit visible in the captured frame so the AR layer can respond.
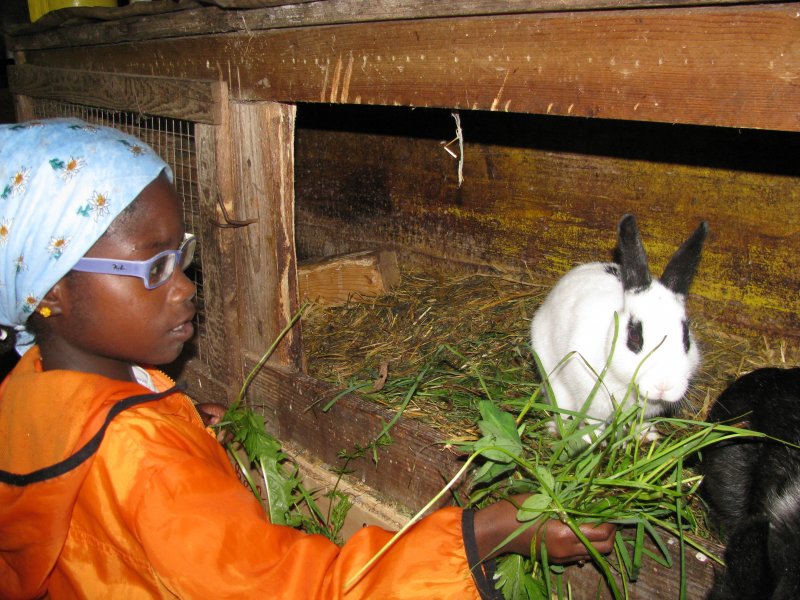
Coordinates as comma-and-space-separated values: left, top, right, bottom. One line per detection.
700, 367, 800, 600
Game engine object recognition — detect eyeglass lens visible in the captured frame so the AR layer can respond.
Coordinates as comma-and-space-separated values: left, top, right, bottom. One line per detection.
147, 236, 196, 288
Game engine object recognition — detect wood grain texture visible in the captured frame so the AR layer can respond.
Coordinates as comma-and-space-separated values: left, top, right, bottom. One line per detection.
20, 3, 800, 131
298, 250, 400, 305
12, 94, 35, 122
8, 65, 226, 124
7, 0, 783, 50
193, 118, 246, 401
229, 101, 303, 368
246, 360, 465, 512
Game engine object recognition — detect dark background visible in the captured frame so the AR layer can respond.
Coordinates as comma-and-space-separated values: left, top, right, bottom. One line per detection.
0, 0, 29, 123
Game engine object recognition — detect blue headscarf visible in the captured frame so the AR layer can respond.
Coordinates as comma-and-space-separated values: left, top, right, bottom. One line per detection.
0, 118, 173, 354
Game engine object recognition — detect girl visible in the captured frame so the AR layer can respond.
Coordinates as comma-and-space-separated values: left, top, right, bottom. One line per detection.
0, 119, 613, 599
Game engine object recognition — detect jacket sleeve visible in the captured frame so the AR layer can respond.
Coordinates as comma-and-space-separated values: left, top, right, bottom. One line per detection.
111, 407, 488, 599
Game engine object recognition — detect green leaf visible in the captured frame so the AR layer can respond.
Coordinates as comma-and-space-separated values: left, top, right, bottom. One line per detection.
471, 457, 516, 486
475, 400, 523, 463
217, 403, 350, 543
534, 465, 555, 494
259, 456, 296, 526
518, 493, 551, 521
494, 554, 546, 600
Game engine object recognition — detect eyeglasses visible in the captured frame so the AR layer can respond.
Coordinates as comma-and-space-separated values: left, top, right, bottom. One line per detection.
72, 233, 197, 290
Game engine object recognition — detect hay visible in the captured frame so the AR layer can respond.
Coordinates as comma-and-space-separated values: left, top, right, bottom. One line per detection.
302, 266, 798, 438
302, 265, 799, 573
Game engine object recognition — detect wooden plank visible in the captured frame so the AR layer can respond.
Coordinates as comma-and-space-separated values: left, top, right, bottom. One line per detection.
169, 358, 232, 408
7, 65, 225, 124
7, 0, 783, 51
247, 360, 722, 597
192, 114, 247, 402
286, 443, 410, 538
21, 3, 800, 131
230, 101, 303, 368
293, 115, 800, 342
298, 250, 400, 305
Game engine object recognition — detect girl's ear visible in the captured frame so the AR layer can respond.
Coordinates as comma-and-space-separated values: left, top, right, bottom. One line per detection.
37, 280, 67, 318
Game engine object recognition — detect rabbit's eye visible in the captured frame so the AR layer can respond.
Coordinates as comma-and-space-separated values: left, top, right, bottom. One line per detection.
627, 318, 643, 353
682, 320, 691, 353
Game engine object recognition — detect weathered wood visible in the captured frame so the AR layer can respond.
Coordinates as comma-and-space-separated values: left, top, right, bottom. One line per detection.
12, 94, 35, 122
298, 250, 400, 305
286, 442, 410, 539
192, 112, 247, 402
168, 356, 231, 407
8, 65, 225, 124
294, 111, 800, 342
7, 0, 783, 51
229, 101, 303, 368
20, 3, 800, 131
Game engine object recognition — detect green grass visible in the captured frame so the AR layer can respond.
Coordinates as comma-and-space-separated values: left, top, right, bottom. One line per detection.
337, 336, 762, 599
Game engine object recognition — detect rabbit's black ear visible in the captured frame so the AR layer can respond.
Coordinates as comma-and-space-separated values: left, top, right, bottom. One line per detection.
616, 214, 651, 291
661, 221, 708, 296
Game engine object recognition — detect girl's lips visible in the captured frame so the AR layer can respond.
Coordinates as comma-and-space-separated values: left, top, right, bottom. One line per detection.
170, 321, 195, 342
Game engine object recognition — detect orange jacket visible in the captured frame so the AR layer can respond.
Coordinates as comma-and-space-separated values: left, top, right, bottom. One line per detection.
0, 347, 495, 599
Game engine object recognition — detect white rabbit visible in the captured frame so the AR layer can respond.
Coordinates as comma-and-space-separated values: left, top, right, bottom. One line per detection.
530, 214, 708, 431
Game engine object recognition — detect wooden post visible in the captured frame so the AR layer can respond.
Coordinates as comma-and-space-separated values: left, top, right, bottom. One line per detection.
192, 82, 247, 403
229, 101, 302, 370
12, 94, 34, 122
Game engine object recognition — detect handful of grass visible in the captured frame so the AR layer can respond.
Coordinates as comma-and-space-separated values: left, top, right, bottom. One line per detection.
462, 392, 751, 600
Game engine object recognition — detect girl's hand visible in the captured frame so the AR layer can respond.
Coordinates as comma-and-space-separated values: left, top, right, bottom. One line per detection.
473, 494, 616, 564
535, 520, 616, 564
195, 402, 227, 428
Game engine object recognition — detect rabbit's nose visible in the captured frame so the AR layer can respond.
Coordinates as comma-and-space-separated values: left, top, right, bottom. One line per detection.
654, 382, 673, 399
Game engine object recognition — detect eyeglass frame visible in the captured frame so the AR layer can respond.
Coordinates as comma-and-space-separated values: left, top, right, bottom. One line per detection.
71, 233, 197, 290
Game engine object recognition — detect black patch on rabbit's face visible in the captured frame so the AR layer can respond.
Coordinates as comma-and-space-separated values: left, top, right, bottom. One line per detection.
605, 264, 621, 280
682, 320, 691, 353
627, 318, 644, 353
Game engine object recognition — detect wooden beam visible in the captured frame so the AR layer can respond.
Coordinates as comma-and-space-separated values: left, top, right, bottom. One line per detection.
7, 65, 226, 124
12, 94, 35, 122
7, 0, 782, 51
21, 3, 800, 131
245, 361, 468, 512
193, 105, 248, 401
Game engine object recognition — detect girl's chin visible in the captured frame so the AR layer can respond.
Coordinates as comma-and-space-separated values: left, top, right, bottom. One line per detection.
155, 340, 193, 367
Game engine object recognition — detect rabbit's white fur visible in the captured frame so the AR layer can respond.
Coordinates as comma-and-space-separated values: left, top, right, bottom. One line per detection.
530, 214, 707, 429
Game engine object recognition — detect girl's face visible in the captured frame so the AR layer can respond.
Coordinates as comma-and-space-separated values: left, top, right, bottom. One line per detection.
45, 173, 196, 380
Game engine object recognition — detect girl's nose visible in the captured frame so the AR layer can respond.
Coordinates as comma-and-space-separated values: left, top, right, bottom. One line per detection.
169, 267, 197, 303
